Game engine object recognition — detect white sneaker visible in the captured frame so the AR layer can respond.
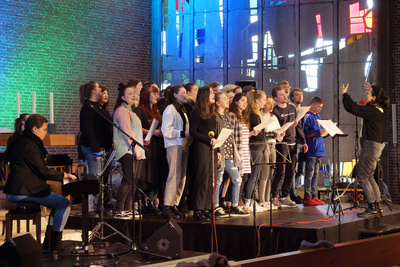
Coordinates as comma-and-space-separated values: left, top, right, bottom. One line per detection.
113, 211, 133, 220
248, 202, 268, 212
260, 202, 278, 211
255, 202, 268, 212
125, 210, 142, 218
280, 197, 297, 208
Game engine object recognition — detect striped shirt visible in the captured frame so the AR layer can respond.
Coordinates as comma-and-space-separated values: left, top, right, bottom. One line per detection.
241, 124, 251, 174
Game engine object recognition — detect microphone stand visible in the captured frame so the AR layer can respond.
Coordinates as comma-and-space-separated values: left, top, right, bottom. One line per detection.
88, 104, 168, 264
349, 115, 360, 209
208, 131, 216, 254
89, 103, 147, 152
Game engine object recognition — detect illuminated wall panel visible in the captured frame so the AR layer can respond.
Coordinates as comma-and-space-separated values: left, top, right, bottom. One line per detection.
194, 12, 224, 70
194, 69, 224, 87
227, 9, 260, 69
162, 14, 191, 71
261, 5, 296, 91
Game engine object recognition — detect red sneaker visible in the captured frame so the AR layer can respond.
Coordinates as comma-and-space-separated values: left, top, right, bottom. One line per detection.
312, 197, 325, 205
303, 198, 318, 206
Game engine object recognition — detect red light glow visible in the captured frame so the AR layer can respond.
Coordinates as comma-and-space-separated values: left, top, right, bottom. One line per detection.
349, 2, 373, 35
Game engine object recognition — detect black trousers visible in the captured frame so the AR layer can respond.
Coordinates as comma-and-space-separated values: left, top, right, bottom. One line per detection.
271, 144, 297, 198
116, 153, 142, 212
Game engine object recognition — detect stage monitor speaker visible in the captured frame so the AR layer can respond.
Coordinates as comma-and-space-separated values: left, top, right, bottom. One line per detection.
235, 80, 256, 89
141, 218, 182, 259
0, 234, 42, 267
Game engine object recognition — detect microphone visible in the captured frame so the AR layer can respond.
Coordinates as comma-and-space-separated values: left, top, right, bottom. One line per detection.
360, 99, 366, 105
208, 131, 215, 138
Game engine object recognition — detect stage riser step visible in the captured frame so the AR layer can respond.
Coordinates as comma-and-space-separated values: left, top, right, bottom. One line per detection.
358, 212, 400, 238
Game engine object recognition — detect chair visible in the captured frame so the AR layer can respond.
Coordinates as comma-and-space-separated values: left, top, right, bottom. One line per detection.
5, 201, 41, 243
2, 158, 41, 243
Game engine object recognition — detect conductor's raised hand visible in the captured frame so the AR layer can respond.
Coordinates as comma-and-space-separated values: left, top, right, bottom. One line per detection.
340, 84, 349, 95
363, 82, 372, 91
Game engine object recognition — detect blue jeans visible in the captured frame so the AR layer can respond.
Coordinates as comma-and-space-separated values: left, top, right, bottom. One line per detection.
81, 145, 102, 212
304, 157, 321, 199
244, 150, 264, 200
215, 160, 242, 206
357, 139, 383, 203
7, 192, 70, 231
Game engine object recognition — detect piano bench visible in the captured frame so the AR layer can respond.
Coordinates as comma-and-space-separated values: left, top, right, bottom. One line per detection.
5, 202, 42, 243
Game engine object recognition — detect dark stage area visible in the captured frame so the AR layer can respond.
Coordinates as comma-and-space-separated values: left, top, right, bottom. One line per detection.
63, 203, 400, 263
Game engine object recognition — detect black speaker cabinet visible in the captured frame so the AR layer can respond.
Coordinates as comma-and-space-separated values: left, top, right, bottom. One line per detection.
0, 234, 42, 267
141, 218, 183, 259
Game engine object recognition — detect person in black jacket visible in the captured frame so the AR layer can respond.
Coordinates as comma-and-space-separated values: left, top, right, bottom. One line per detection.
4, 114, 76, 255
341, 82, 390, 218
78, 81, 112, 213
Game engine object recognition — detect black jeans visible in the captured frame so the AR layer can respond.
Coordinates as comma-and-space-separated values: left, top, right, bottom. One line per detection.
271, 144, 297, 198
116, 153, 143, 212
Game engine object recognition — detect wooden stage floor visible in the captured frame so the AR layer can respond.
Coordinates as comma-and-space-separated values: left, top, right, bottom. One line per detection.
62, 202, 400, 263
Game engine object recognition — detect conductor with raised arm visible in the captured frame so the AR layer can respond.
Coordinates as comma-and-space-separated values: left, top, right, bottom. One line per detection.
340, 82, 390, 218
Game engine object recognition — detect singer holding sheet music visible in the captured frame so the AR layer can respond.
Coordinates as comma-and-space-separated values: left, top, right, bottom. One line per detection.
189, 86, 219, 221
341, 82, 390, 218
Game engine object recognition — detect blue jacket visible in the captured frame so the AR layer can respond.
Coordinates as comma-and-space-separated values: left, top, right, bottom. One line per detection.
303, 111, 325, 157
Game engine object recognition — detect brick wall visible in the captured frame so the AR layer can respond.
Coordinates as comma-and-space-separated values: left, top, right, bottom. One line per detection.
388, 0, 400, 204
0, 0, 152, 161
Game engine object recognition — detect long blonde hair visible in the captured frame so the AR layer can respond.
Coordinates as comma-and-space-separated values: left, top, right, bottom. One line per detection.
248, 90, 266, 122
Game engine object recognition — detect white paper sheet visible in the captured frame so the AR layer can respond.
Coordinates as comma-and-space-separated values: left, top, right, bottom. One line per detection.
280, 121, 295, 133
145, 119, 159, 141
214, 128, 234, 148
317, 119, 346, 137
254, 116, 275, 131
296, 106, 310, 121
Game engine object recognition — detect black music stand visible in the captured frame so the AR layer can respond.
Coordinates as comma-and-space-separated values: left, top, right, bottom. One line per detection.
319, 120, 348, 243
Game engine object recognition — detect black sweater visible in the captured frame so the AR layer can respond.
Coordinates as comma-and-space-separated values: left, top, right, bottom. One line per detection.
78, 100, 112, 153
249, 112, 266, 150
342, 93, 386, 143
272, 104, 305, 145
190, 108, 217, 145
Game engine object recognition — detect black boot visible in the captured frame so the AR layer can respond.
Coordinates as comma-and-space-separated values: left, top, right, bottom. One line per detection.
162, 206, 179, 219
375, 201, 385, 217
170, 206, 185, 218
147, 200, 162, 215
357, 203, 378, 218
50, 231, 71, 258
42, 225, 52, 250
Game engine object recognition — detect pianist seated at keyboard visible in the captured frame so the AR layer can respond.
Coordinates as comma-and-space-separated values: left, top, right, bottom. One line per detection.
3, 114, 77, 256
